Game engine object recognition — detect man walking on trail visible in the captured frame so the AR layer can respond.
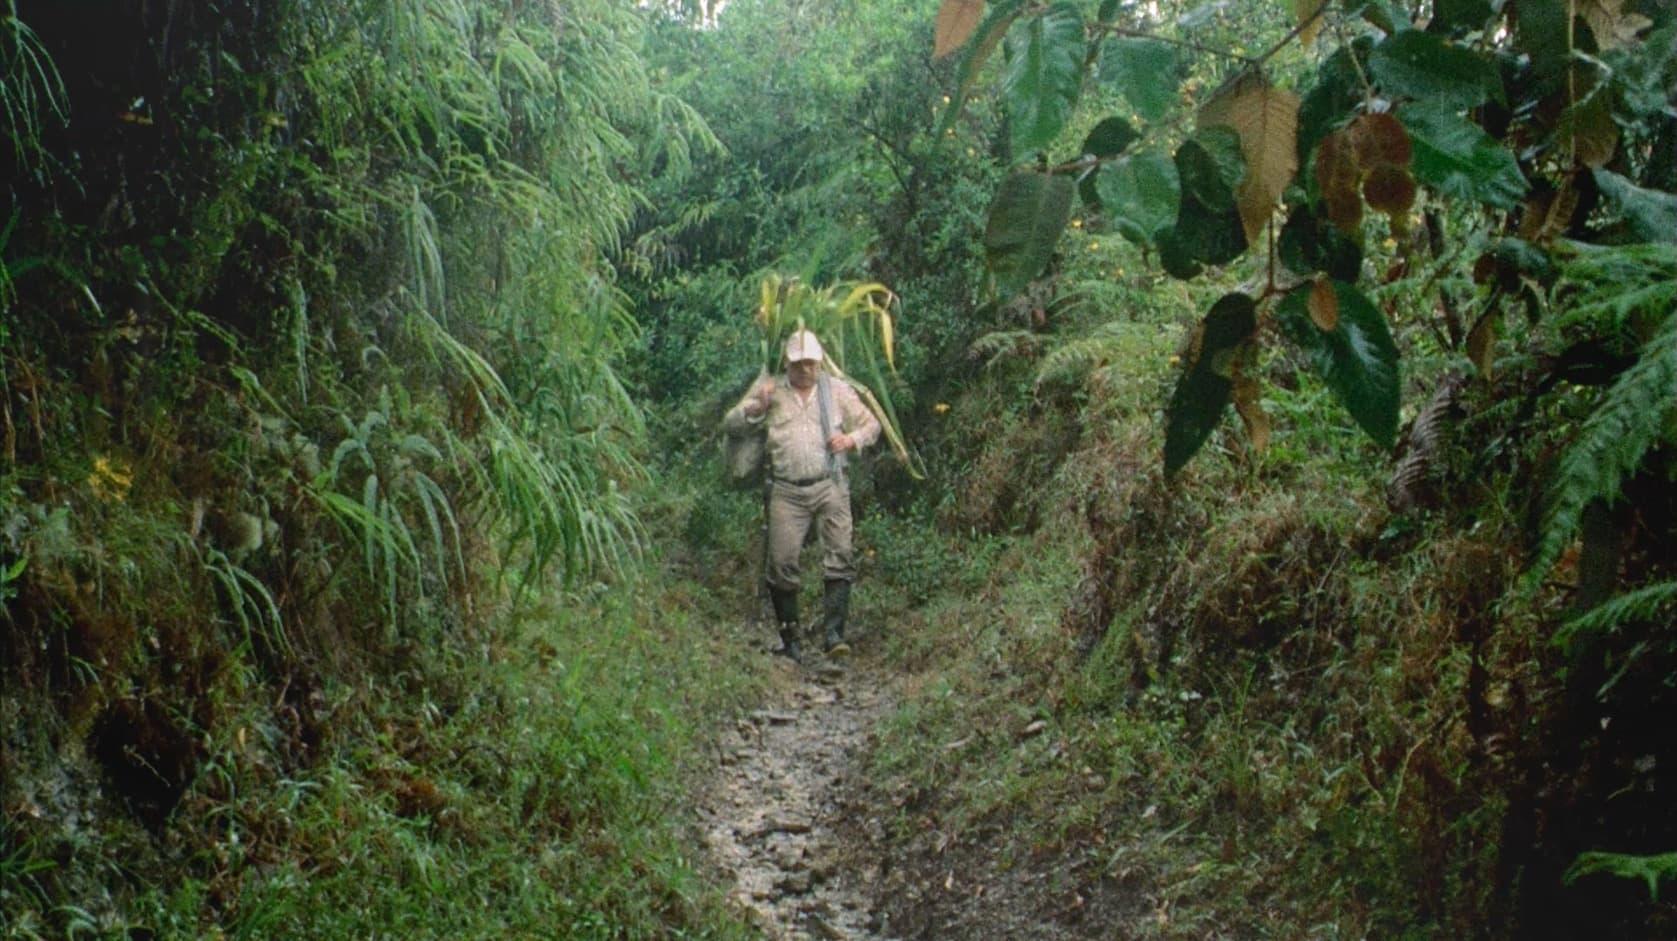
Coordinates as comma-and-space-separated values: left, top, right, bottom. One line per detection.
723, 329, 881, 662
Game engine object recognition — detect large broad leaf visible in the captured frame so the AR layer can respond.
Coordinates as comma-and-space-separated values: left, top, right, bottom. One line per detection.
1175, 126, 1245, 211
1514, 0, 1570, 87
940, 0, 1026, 133
1165, 293, 1257, 473
1081, 116, 1138, 158
1159, 132, 1248, 279
1001, 2, 1086, 157
1280, 203, 1363, 281
1278, 280, 1401, 447
984, 171, 1076, 294
1432, 0, 1495, 34
1370, 30, 1504, 111
1350, 0, 1406, 34
1200, 72, 1301, 243
1077, 116, 1139, 207
1099, 37, 1181, 122
1401, 104, 1528, 209
934, 0, 986, 60
1592, 169, 1677, 244
1171, 194, 1247, 265
1097, 150, 1180, 245
1558, 87, 1619, 169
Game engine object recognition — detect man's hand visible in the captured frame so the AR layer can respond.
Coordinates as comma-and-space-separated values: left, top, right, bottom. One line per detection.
743, 379, 775, 418
828, 432, 856, 454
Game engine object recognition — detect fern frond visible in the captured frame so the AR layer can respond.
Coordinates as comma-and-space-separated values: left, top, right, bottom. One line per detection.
967, 330, 1042, 366
1565, 849, 1677, 901
1556, 579, 1677, 651
1550, 243, 1677, 336
1527, 263, 1677, 586
1387, 373, 1468, 512
1034, 321, 1143, 389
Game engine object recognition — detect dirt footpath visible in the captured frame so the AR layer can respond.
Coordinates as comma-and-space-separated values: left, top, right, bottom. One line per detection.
697, 651, 899, 941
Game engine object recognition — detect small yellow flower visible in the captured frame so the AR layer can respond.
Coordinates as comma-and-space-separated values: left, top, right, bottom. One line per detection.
1088, 241, 1100, 251
941, 95, 951, 105
1070, 218, 1083, 228
1168, 355, 1182, 366
933, 402, 951, 415
89, 455, 134, 503
1382, 237, 1398, 251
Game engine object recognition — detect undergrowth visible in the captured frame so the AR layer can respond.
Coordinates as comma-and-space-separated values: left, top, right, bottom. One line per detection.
859, 239, 1676, 937
1, 562, 761, 940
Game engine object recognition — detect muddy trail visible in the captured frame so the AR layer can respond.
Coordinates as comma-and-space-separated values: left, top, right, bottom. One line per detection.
697, 644, 900, 941
694, 628, 1142, 941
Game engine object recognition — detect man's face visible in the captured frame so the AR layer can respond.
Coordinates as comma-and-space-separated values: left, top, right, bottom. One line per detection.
787, 358, 818, 390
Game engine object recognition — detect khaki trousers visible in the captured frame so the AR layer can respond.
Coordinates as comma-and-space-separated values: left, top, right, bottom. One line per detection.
765, 477, 855, 590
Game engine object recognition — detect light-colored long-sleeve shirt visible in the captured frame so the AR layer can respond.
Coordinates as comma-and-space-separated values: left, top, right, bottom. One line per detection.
724, 373, 881, 482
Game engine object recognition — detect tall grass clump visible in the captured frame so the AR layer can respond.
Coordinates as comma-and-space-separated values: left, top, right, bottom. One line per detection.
2, 0, 751, 935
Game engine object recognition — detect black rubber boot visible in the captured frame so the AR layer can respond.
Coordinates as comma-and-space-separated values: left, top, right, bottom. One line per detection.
822, 579, 852, 656
769, 585, 802, 662
777, 622, 802, 663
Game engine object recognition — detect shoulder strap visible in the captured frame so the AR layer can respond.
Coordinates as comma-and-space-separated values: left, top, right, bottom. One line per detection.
816, 373, 845, 479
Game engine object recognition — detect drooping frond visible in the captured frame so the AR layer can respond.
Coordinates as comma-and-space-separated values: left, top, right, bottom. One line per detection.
1033, 320, 1170, 394
1528, 245, 1677, 585
1034, 322, 1137, 389
1556, 579, 1677, 651
967, 330, 1044, 367
1565, 849, 1677, 901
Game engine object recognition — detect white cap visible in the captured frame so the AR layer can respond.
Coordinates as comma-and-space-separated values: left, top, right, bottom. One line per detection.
784, 329, 824, 363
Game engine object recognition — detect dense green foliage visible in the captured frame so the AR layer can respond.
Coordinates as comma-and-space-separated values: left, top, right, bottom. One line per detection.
5, 0, 1676, 937
862, 0, 1677, 934
2, 1, 749, 936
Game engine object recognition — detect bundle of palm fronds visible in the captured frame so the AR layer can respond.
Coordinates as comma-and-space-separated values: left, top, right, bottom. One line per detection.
753, 273, 922, 478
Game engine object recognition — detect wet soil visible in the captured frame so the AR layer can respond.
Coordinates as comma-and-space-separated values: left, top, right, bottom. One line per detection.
697, 646, 899, 941
695, 637, 1145, 941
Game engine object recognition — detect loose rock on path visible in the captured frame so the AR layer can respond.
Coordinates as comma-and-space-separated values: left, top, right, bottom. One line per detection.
698, 649, 898, 940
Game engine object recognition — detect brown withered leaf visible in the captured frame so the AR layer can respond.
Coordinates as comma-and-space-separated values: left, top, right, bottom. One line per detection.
1182, 320, 1207, 372
1363, 165, 1417, 216
1578, 0, 1654, 50
1201, 72, 1301, 244
1315, 130, 1364, 233
1387, 372, 1468, 512
1326, 190, 1364, 233
1471, 252, 1499, 285
1516, 182, 1580, 244
1292, 0, 1329, 46
1538, 176, 1580, 242
1516, 191, 1551, 241
1349, 113, 1412, 168
1563, 91, 1619, 169
1308, 276, 1340, 331
1314, 130, 1356, 190
1232, 363, 1271, 454
1466, 305, 1498, 377
934, 0, 986, 60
